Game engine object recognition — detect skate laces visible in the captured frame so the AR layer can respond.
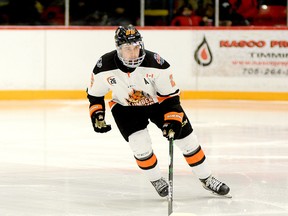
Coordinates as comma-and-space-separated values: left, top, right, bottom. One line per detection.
205, 176, 223, 192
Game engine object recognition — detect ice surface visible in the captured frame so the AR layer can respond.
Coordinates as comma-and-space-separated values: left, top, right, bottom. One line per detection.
0, 100, 287, 216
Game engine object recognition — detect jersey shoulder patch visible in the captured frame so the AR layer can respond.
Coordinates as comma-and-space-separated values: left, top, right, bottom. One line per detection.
93, 50, 118, 75
141, 50, 170, 69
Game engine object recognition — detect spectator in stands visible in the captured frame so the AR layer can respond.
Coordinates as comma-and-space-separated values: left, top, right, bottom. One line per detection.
219, 0, 234, 26
173, 0, 199, 13
41, 1, 64, 25
171, 4, 202, 26
198, 2, 215, 26
229, 0, 259, 25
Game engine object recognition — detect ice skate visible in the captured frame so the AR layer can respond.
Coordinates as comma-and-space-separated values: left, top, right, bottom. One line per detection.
201, 175, 232, 198
151, 177, 169, 197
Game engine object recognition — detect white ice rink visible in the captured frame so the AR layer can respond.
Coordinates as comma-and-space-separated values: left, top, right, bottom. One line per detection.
0, 99, 287, 216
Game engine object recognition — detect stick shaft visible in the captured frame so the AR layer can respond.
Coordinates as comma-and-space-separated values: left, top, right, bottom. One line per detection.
168, 137, 174, 215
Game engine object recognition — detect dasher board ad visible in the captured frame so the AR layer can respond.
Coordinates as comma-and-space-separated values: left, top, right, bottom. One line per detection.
193, 30, 288, 77
191, 29, 288, 92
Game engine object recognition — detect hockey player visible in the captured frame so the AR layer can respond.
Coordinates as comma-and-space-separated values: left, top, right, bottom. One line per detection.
87, 24, 230, 197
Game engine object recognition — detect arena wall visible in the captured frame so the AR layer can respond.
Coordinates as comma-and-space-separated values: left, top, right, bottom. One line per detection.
0, 27, 287, 100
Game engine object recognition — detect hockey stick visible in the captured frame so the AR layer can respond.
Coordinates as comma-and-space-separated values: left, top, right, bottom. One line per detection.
168, 130, 175, 216
168, 131, 198, 216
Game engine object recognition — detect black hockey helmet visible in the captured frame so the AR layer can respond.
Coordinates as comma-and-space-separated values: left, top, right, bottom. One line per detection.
115, 24, 142, 46
114, 25, 146, 68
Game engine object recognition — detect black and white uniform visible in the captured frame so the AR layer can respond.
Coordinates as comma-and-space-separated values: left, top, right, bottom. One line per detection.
87, 50, 211, 181
88, 49, 193, 141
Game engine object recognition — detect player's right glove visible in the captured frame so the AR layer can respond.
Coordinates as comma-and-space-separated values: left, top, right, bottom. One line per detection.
90, 104, 111, 133
162, 111, 184, 139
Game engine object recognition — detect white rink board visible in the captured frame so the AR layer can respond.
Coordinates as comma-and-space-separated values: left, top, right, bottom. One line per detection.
0, 28, 287, 92
0, 30, 45, 89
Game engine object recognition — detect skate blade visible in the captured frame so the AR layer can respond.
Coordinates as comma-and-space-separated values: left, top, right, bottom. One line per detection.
210, 191, 232, 198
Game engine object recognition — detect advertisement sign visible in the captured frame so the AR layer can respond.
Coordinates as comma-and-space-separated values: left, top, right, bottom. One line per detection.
193, 30, 288, 77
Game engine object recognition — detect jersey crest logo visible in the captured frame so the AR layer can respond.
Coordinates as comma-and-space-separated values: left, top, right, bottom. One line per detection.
107, 76, 117, 85
126, 89, 154, 106
154, 53, 164, 65
96, 58, 102, 68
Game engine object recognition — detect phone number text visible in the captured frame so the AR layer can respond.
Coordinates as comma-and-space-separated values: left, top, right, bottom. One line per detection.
243, 68, 288, 76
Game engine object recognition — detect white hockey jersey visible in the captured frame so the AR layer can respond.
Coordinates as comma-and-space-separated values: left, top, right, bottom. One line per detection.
87, 50, 180, 108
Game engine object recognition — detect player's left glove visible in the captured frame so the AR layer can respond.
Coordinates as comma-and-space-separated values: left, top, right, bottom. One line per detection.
90, 104, 111, 133
162, 111, 184, 139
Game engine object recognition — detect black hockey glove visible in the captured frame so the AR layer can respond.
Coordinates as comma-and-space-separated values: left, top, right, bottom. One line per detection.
162, 111, 184, 139
90, 104, 111, 133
